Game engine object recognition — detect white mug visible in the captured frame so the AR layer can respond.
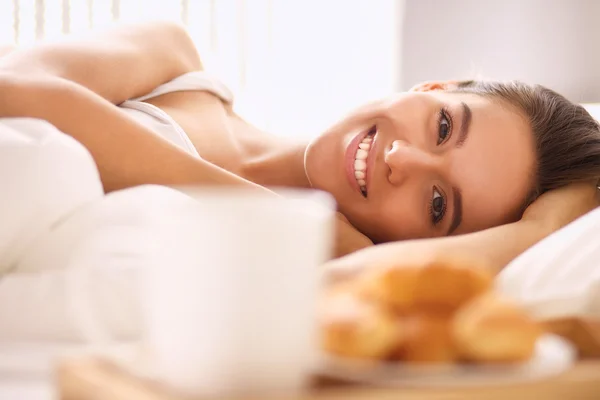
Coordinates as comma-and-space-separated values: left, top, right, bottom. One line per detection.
141, 187, 334, 396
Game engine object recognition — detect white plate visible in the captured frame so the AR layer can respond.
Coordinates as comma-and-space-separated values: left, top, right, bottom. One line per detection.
316, 334, 575, 387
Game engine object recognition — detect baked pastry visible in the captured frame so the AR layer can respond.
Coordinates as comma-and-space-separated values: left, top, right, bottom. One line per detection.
453, 292, 541, 363
320, 256, 540, 366
320, 287, 402, 359
357, 255, 493, 312
394, 312, 458, 363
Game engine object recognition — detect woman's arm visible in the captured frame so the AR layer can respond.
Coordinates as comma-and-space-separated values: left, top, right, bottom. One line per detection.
0, 71, 267, 193
0, 22, 200, 104
327, 182, 599, 277
333, 213, 373, 259
427, 182, 599, 272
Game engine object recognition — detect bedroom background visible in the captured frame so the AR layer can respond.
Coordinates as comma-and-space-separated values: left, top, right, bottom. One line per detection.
0, 0, 597, 138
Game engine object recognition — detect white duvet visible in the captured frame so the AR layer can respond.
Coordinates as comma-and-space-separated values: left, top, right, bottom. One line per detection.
0, 118, 199, 343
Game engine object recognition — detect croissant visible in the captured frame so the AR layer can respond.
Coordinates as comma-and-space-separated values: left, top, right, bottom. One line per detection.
394, 312, 458, 363
357, 255, 493, 312
453, 292, 541, 363
320, 257, 540, 366
320, 287, 402, 360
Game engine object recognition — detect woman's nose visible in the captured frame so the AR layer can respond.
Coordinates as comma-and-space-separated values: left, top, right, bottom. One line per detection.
385, 140, 441, 185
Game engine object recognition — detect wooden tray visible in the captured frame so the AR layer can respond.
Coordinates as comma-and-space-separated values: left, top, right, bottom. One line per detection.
57, 357, 600, 400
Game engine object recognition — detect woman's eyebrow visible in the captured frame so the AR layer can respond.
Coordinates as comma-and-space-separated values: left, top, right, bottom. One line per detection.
456, 102, 472, 148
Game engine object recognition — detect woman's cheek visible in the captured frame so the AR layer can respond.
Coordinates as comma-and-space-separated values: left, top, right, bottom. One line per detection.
375, 202, 423, 242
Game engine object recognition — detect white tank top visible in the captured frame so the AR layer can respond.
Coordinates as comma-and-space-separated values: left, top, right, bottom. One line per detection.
119, 71, 234, 157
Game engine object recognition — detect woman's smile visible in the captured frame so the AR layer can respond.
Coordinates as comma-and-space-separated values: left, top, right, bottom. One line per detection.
346, 126, 377, 198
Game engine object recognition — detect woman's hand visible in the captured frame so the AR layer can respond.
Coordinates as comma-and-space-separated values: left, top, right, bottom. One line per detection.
0, 44, 16, 58
332, 212, 373, 259
521, 181, 599, 231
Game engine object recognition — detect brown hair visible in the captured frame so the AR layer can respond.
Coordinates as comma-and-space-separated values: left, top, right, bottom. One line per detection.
454, 80, 600, 208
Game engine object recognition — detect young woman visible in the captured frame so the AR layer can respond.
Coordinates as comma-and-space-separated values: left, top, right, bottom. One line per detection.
0, 22, 598, 264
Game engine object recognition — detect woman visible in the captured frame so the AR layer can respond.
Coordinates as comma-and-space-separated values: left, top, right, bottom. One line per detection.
0, 22, 598, 263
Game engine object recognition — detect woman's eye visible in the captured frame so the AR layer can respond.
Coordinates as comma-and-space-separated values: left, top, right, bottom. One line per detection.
430, 188, 446, 224
437, 109, 452, 145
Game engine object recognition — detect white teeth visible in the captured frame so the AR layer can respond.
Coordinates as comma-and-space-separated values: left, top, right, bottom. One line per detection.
354, 159, 366, 171
355, 149, 369, 160
354, 131, 376, 196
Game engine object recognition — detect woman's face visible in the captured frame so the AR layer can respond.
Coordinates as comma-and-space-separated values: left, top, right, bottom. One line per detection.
304, 82, 536, 243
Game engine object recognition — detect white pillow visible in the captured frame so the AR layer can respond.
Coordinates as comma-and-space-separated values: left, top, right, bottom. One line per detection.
583, 103, 600, 122
0, 118, 103, 273
497, 207, 600, 320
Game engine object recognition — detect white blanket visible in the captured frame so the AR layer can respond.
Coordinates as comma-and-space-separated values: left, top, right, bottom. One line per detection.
0, 118, 197, 343
0, 118, 103, 273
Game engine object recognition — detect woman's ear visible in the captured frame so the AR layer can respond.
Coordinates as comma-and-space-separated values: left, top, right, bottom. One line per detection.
410, 80, 460, 92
